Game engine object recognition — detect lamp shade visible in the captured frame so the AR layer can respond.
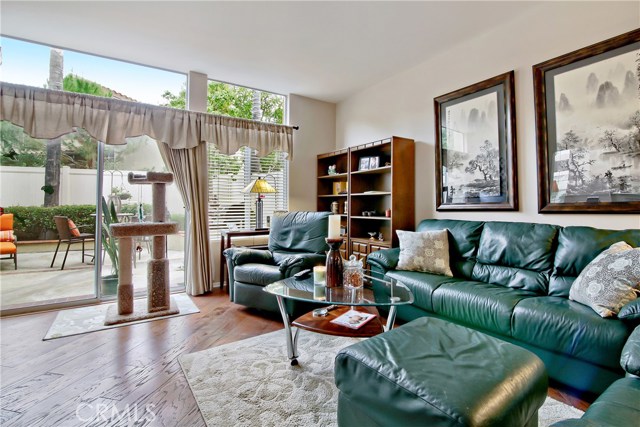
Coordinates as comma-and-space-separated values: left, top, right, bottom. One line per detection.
243, 177, 277, 194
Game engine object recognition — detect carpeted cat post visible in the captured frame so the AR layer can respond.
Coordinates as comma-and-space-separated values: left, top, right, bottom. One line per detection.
104, 171, 180, 325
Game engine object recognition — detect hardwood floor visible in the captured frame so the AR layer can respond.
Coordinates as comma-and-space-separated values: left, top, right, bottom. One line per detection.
0, 289, 590, 426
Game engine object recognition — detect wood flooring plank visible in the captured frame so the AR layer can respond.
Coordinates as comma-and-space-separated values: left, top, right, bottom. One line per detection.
0, 371, 64, 412
0, 409, 21, 424
0, 288, 592, 426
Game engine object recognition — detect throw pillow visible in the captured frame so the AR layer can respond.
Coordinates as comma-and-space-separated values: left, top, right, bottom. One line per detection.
569, 241, 640, 318
68, 219, 81, 237
396, 229, 453, 276
0, 230, 14, 242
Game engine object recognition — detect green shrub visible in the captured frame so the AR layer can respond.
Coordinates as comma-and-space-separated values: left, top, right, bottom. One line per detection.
5, 205, 96, 240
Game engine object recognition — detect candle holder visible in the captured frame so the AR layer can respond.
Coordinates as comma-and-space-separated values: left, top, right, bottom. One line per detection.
325, 238, 344, 288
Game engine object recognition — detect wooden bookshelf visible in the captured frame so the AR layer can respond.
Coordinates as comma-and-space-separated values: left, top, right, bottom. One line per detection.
316, 137, 415, 259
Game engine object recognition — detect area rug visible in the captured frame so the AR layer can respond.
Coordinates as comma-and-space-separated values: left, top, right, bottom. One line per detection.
43, 293, 199, 340
179, 329, 585, 427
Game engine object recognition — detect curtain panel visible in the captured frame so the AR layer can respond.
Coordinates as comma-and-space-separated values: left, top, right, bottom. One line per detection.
0, 82, 294, 157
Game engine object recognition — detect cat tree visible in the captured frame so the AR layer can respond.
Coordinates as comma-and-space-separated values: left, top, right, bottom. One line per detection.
104, 171, 180, 325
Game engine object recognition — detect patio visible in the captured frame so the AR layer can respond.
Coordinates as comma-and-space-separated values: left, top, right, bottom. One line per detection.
0, 238, 185, 309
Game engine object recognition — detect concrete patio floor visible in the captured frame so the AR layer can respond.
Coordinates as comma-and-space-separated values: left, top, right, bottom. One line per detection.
0, 247, 185, 309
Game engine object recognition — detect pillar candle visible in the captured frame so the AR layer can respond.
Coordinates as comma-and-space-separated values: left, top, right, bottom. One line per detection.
328, 215, 341, 239
313, 266, 326, 284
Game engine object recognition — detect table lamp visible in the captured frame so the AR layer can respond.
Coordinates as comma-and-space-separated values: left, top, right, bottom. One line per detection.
243, 176, 277, 229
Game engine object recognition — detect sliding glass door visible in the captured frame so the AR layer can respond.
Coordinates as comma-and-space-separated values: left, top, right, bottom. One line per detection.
0, 125, 100, 312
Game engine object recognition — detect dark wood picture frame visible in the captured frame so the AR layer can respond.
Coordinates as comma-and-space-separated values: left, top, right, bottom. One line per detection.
434, 71, 518, 211
533, 29, 640, 213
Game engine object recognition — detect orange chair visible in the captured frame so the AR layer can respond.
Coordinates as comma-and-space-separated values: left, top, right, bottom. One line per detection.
0, 213, 18, 269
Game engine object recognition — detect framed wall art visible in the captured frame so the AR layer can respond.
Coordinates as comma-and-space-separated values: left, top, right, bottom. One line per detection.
534, 29, 640, 213
434, 71, 518, 211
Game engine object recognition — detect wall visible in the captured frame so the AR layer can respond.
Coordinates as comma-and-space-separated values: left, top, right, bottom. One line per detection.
336, 2, 640, 229
288, 94, 337, 211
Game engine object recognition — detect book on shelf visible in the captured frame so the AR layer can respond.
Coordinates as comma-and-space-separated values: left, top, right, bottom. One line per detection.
330, 309, 377, 329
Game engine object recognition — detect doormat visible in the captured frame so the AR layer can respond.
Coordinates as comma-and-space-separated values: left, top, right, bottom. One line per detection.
43, 293, 199, 340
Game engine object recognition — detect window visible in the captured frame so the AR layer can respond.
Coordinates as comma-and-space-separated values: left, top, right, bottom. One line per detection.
208, 146, 288, 239
197, 79, 288, 238
0, 36, 188, 310
1, 36, 186, 106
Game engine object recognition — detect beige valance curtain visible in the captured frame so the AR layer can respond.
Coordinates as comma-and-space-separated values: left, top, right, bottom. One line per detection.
0, 82, 294, 157
0, 82, 294, 296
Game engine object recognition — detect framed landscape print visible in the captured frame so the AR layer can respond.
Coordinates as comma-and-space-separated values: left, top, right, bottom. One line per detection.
534, 29, 640, 213
434, 71, 518, 211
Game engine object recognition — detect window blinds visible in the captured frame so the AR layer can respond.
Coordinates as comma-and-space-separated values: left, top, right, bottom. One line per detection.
208, 145, 288, 239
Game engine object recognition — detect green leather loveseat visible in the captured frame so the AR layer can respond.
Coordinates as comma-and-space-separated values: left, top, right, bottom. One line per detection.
367, 219, 640, 395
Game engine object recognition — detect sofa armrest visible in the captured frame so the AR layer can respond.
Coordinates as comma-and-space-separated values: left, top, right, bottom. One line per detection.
278, 253, 326, 276
621, 325, 640, 377
223, 247, 275, 266
367, 248, 400, 274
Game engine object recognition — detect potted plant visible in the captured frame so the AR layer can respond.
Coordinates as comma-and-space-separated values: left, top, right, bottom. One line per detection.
100, 197, 120, 295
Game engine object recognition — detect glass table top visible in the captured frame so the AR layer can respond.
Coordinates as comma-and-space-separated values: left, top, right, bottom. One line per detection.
264, 275, 414, 307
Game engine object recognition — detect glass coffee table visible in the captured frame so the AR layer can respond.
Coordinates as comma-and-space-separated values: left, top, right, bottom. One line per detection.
264, 275, 414, 365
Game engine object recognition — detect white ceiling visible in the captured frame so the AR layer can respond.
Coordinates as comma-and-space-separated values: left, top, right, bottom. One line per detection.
1, 1, 538, 103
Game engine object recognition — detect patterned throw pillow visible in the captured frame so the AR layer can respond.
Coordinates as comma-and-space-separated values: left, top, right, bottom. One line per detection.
0, 230, 14, 242
396, 229, 453, 276
68, 219, 81, 237
569, 241, 640, 318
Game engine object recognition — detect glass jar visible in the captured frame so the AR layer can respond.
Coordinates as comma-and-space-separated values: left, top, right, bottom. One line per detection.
343, 254, 364, 288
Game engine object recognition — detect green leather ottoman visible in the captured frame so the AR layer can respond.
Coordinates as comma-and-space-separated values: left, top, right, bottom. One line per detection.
334, 317, 548, 427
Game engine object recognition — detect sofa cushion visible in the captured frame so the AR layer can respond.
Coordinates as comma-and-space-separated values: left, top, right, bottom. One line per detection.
234, 263, 283, 287
619, 299, 640, 321
396, 229, 453, 276
386, 270, 462, 312
0, 241, 16, 254
432, 281, 537, 335
472, 222, 558, 294
550, 226, 640, 297
512, 297, 630, 369
416, 219, 484, 279
0, 230, 14, 242
472, 263, 550, 294
621, 325, 640, 376
268, 211, 330, 254
569, 242, 640, 317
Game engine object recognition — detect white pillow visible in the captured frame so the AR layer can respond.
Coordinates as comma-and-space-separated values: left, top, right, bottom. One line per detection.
569, 241, 640, 318
396, 229, 453, 277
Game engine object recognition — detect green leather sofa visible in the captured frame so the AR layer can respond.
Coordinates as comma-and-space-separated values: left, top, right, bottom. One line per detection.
552, 324, 640, 426
224, 211, 330, 315
367, 219, 640, 395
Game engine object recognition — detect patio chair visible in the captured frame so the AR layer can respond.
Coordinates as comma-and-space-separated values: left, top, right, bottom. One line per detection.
50, 216, 94, 270
0, 213, 18, 269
